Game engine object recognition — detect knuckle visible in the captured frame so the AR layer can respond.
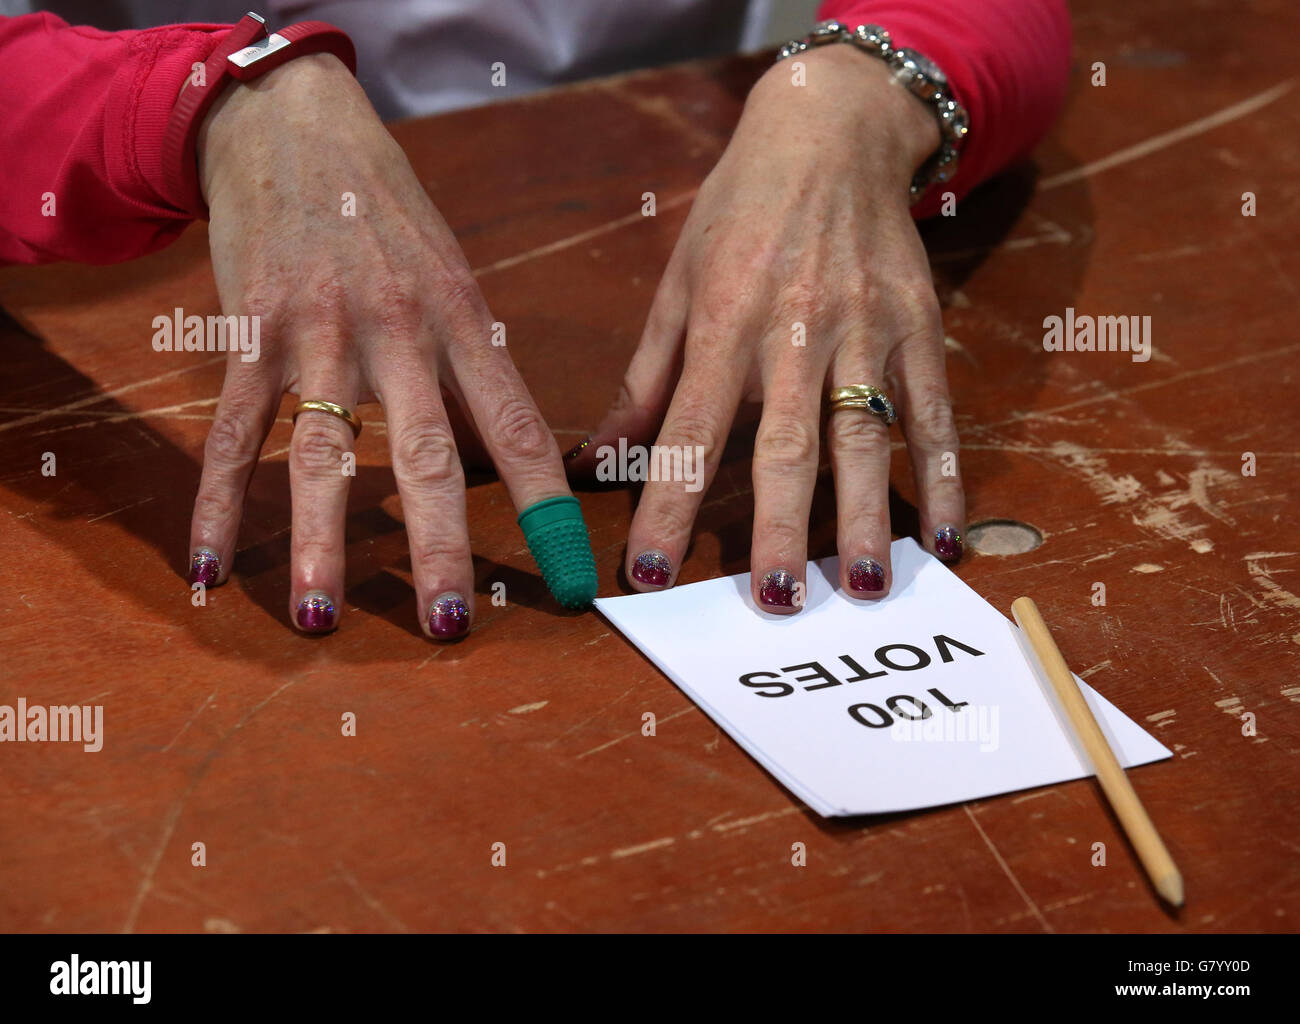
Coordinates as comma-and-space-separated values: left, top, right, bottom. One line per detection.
774, 278, 822, 325
293, 529, 336, 565
609, 381, 637, 416
289, 277, 355, 342
755, 517, 805, 554
908, 392, 960, 453
837, 272, 877, 319
641, 494, 697, 542
408, 534, 470, 571
726, 241, 780, 291
192, 486, 239, 525
893, 278, 942, 334
371, 273, 425, 336
438, 270, 489, 325
489, 396, 552, 462
665, 405, 724, 460
204, 410, 262, 466
291, 418, 350, 472
755, 415, 819, 468
238, 285, 289, 327
686, 291, 743, 341
302, 272, 350, 322
391, 417, 460, 485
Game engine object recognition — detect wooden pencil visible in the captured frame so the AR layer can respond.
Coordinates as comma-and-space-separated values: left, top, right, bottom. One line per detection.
1011, 596, 1184, 907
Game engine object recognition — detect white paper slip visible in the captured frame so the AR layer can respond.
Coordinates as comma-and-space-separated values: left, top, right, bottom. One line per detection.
595, 538, 1171, 817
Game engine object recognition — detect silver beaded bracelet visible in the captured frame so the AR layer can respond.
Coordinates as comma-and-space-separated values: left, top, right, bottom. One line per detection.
776, 20, 969, 205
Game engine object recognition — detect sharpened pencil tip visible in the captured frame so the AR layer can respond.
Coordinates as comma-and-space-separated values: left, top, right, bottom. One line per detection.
1157, 871, 1184, 907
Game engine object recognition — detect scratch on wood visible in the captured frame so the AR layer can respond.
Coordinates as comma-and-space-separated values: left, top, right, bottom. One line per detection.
472, 191, 697, 279
574, 704, 696, 760
121, 677, 300, 933
1040, 79, 1295, 189
336, 862, 410, 933
1244, 552, 1300, 614
712, 807, 800, 833
962, 805, 1054, 933
161, 689, 218, 753
0, 363, 225, 436
86, 497, 156, 523
610, 836, 676, 859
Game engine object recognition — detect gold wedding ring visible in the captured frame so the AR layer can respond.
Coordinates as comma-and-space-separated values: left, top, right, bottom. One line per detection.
293, 400, 363, 438
827, 384, 897, 426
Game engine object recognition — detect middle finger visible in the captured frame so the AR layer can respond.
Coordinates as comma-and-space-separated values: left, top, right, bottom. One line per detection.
749, 340, 824, 614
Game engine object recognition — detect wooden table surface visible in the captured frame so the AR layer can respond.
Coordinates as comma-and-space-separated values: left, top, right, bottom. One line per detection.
1, 1, 1297, 933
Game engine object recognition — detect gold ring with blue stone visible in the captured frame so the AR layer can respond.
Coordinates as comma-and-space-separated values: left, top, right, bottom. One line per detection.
828, 384, 897, 426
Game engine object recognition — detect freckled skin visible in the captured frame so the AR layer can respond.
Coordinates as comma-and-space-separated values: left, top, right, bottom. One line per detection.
193, 53, 578, 637
567, 45, 966, 601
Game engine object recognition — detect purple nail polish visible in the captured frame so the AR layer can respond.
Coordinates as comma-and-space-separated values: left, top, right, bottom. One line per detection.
428, 592, 470, 640
759, 569, 797, 608
848, 558, 886, 593
935, 525, 964, 562
563, 437, 591, 462
188, 547, 220, 586
296, 590, 337, 632
631, 550, 672, 588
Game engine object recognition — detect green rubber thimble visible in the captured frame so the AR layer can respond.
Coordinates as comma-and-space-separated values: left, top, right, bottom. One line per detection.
517, 495, 598, 609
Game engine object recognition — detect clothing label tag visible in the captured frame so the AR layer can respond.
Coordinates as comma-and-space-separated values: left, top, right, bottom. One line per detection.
228, 33, 292, 69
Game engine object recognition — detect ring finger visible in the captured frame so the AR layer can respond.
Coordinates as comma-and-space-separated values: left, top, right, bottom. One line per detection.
825, 348, 895, 599
287, 362, 360, 633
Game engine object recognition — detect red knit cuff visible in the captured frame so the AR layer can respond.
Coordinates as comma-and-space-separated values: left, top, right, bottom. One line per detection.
102, 23, 234, 218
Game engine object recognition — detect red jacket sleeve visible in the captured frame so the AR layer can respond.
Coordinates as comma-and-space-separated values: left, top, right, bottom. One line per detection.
0, 13, 234, 266
817, 0, 1072, 217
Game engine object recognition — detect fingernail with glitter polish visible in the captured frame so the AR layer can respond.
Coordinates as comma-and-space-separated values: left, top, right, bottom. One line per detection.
934, 525, 964, 562
563, 437, 591, 462
296, 590, 337, 633
188, 547, 221, 586
758, 569, 797, 608
848, 557, 886, 593
428, 592, 470, 641
631, 550, 672, 589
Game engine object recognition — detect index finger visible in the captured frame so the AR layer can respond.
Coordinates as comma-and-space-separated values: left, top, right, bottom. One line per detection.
446, 316, 597, 609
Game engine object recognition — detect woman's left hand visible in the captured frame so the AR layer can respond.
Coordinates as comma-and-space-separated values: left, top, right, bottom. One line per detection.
568, 44, 966, 609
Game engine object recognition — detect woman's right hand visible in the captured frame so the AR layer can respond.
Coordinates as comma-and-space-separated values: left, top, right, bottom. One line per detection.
188, 53, 575, 639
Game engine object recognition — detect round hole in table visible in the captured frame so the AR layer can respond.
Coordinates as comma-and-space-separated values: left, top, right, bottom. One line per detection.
966, 518, 1044, 556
